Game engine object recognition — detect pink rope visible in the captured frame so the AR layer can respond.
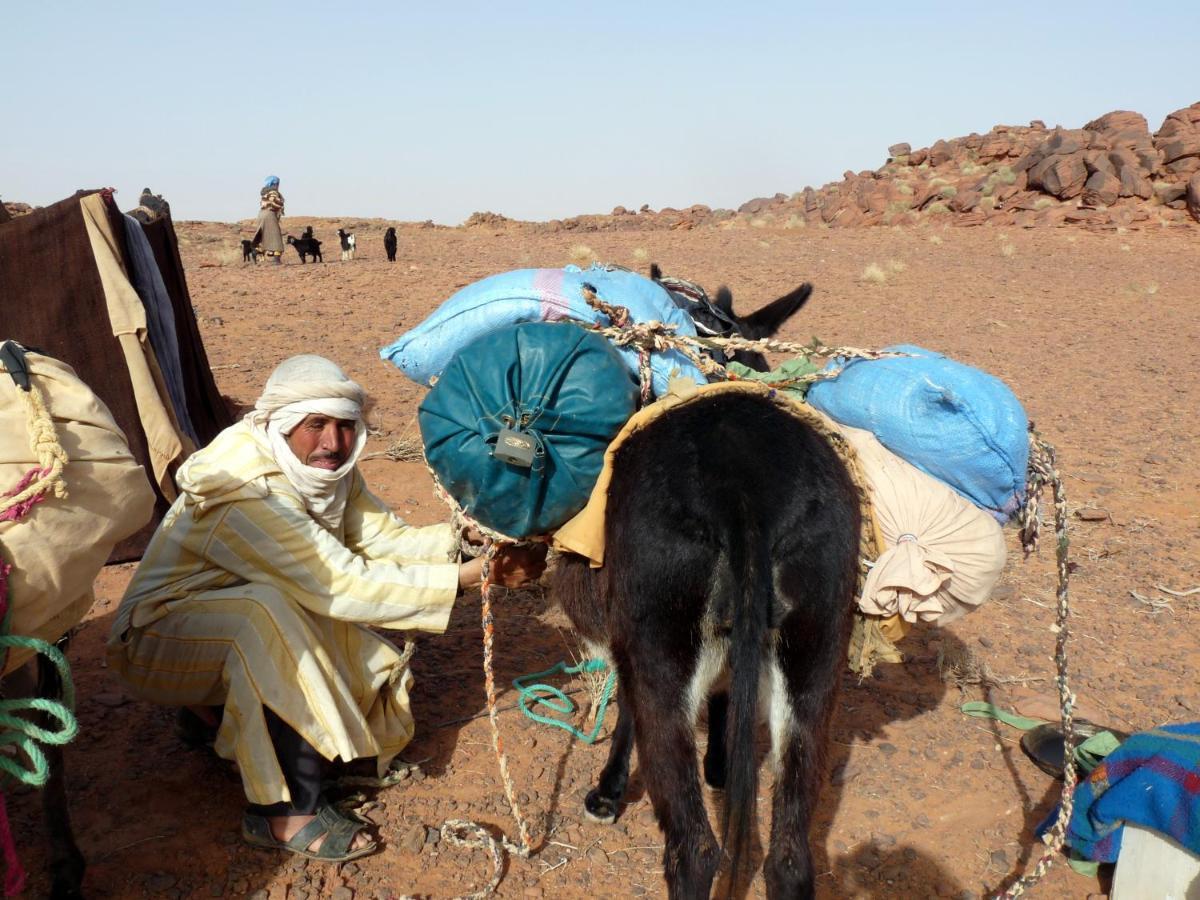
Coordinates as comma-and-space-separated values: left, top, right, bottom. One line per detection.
0, 468, 45, 524
0, 561, 28, 897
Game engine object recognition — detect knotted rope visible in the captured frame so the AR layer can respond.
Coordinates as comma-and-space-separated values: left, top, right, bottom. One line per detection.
994, 430, 1075, 898
0, 381, 68, 522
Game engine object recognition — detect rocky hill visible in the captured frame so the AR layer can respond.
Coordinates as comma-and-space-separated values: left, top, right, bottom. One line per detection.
467, 101, 1200, 233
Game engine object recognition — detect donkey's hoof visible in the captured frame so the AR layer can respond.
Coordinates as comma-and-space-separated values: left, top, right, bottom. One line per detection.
583, 789, 619, 824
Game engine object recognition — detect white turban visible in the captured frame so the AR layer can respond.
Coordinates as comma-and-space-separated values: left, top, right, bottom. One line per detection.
246, 355, 368, 532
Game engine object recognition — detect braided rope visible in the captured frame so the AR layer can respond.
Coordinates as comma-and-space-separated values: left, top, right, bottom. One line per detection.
579, 287, 909, 395
0, 383, 68, 521
995, 430, 1075, 898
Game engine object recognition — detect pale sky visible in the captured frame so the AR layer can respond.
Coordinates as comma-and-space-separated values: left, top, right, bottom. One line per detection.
5, 1, 1197, 225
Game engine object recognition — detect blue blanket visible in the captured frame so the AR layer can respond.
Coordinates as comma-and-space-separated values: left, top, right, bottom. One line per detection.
1061, 723, 1200, 862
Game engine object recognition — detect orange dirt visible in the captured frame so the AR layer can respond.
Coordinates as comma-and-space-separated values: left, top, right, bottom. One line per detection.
10, 219, 1200, 899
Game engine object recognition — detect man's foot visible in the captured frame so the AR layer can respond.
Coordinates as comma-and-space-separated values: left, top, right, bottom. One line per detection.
269, 812, 373, 855
242, 804, 377, 862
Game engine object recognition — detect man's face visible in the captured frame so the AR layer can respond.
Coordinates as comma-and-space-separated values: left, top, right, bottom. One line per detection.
285, 414, 357, 470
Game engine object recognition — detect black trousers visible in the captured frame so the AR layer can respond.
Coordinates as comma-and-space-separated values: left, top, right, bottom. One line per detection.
246, 707, 326, 817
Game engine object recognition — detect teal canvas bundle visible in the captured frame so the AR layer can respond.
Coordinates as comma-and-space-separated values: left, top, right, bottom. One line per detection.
418, 322, 638, 538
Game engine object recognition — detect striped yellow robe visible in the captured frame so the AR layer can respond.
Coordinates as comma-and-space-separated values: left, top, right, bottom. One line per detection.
107, 420, 460, 805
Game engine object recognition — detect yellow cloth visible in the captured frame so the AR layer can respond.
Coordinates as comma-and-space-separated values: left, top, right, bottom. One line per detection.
107, 420, 461, 805
840, 424, 1006, 625
79, 192, 194, 498
1, 352, 156, 675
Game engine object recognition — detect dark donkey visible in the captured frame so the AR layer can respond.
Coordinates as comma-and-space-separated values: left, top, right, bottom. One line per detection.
552, 289, 860, 898
649, 263, 813, 372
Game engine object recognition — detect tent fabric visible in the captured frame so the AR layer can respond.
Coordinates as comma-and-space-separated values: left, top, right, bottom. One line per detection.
138, 213, 231, 446
79, 192, 192, 494
1, 349, 156, 674
0, 189, 232, 559
122, 213, 198, 446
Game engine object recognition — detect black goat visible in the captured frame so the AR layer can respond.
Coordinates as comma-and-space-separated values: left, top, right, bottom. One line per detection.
650, 263, 812, 371
383, 227, 397, 262
240, 239, 259, 264
286, 234, 323, 263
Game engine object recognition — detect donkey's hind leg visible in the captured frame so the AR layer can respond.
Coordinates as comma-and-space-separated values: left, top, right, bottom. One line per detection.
625, 663, 720, 900
583, 682, 635, 824
763, 626, 848, 900
37, 649, 85, 899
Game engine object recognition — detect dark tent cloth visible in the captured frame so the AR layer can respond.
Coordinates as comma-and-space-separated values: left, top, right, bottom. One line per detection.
0, 189, 231, 559
139, 213, 231, 447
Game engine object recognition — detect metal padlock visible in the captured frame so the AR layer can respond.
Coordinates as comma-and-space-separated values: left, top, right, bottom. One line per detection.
494, 427, 536, 467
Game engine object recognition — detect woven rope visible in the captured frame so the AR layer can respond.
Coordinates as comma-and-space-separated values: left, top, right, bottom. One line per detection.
0, 382, 68, 520
994, 431, 1075, 898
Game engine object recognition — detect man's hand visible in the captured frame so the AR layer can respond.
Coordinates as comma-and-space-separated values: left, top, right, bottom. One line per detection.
490, 543, 549, 588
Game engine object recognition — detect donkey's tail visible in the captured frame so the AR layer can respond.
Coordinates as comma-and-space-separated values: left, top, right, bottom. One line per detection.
721, 524, 773, 894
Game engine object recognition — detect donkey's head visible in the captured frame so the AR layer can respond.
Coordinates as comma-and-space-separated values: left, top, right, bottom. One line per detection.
650, 264, 811, 372
712, 283, 812, 372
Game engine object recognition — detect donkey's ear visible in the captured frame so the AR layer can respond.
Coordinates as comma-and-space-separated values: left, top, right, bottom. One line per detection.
713, 286, 735, 314
649, 263, 663, 281
738, 283, 813, 339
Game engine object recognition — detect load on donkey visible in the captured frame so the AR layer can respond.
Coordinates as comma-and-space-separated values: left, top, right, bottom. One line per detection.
378, 261, 1041, 897
0, 188, 231, 896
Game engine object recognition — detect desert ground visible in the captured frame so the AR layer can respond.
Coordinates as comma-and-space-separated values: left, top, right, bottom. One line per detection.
11, 216, 1200, 899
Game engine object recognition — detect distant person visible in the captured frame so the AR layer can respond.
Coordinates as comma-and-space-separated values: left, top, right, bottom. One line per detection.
383, 227, 397, 263
254, 176, 286, 265
302, 225, 314, 241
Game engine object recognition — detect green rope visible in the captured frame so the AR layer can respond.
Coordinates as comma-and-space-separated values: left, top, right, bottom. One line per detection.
0, 607, 78, 788
513, 659, 615, 745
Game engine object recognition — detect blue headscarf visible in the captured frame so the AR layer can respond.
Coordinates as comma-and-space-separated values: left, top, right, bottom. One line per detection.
263, 175, 280, 189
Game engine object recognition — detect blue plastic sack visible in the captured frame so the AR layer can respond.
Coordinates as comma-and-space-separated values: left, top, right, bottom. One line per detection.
381, 264, 704, 398
418, 321, 638, 538
806, 345, 1028, 521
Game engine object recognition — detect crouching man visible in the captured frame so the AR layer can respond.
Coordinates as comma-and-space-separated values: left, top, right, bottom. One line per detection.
108, 355, 545, 862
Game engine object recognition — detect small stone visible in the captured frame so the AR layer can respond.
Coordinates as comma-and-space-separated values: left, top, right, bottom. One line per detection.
410, 768, 426, 782
248, 891, 268, 900
977, 635, 993, 649
340, 862, 359, 878
523, 888, 544, 898
871, 831, 897, 848
913, 813, 931, 828
990, 848, 1009, 868
331, 888, 354, 900
424, 826, 441, 846
877, 742, 898, 756
402, 824, 426, 854
586, 845, 608, 865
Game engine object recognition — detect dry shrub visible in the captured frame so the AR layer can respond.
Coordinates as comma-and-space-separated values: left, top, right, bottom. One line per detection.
929, 234, 944, 245
632, 247, 649, 261
860, 263, 887, 284
1001, 242, 1017, 258
569, 244, 596, 265
885, 259, 907, 273
784, 214, 807, 229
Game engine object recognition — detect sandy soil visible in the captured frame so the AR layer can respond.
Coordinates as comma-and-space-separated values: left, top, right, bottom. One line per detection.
10, 218, 1200, 899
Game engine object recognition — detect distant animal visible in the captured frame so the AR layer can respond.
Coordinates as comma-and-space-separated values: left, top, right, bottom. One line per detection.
552, 286, 852, 900
286, 234, 323, 263
383, 227, 397, 262
649, 262, 812, 371
336, 229, 356, 261
240, 239, 259, 264
301, 225, 315, 240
